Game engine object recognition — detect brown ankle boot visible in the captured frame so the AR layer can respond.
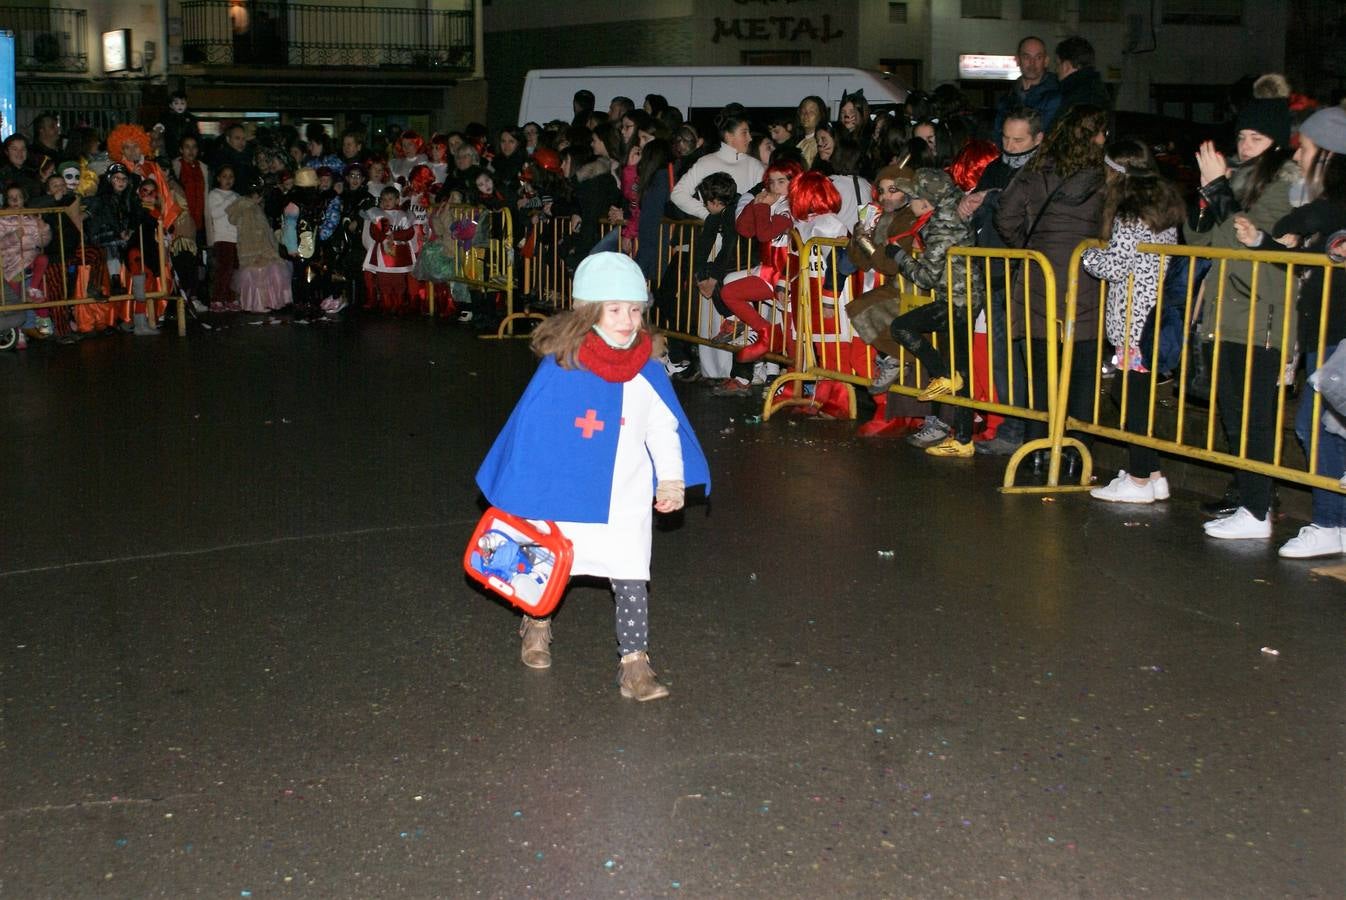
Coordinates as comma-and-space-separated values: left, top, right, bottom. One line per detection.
617, 651, 669, 701
519, 616, 552, 669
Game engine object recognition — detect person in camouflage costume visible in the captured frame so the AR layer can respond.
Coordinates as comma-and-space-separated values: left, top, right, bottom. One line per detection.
871, 168, 985, 456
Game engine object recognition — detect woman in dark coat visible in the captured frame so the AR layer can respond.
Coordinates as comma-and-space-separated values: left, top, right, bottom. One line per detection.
994, 105, 1109, 455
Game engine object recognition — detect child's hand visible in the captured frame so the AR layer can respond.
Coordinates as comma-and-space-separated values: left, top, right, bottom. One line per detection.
697, 277, 716, 298
654, 480, 684, 513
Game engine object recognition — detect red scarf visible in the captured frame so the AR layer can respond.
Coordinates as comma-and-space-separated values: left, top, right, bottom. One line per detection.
578, 330, 651, 383
177, 160, 206, 229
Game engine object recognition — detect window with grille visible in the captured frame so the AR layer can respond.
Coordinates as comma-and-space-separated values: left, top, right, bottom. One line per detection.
1079, 0, 1122, 22
889, 1, 908, 24
1021, 0, 1064, 22
961, 0, 1002, 20
1162, 0, 1242, 25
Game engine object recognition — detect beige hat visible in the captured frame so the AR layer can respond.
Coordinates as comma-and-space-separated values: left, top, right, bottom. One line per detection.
293, 167, 319, 188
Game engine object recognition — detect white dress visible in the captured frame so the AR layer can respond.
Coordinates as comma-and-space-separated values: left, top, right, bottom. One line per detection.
554, 373, 684, 581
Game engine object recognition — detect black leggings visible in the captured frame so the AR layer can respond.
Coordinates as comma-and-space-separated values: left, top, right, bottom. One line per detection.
1112, 371, 1160, 475
889, 302, 975, 441
1210, 341, 1281, 519
1024, 339, 1099, 447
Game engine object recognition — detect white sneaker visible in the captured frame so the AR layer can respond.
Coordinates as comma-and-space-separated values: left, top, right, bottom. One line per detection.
727, 327, 757, 349
1152, 475, 1170, 501
1203, 507, 1272, 540
1278, 524, 1345, 559
1090, 471, 1155, 504
750, 361, 768, 385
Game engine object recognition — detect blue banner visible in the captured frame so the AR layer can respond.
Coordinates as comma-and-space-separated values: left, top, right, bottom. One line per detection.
0, 32, 14, 141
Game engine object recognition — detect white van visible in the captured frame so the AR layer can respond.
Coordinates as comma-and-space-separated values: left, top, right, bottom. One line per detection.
518, 66, 908, 129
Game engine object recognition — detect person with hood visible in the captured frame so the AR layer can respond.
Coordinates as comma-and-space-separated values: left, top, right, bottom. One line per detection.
995, 104, 1109, 472
1054, 36, 1112, 116
79, 162, 141, 333
845, 163, 925, 437
865, 169, 984, 456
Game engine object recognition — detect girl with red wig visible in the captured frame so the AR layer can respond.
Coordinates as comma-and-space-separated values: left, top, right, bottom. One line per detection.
712, 159, 804, 374
788, 170, 857, 414
389, 130, 428, 183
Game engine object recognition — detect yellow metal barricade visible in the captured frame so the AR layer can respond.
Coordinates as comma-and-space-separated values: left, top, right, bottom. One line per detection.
650, 218, 794, 363
516, 217, 628, 317
769, 240, 1067, 485
0, 203, 186, 338
426, 203, 526, 339
761, 234, 863, 420
1046, 241, 1345, 495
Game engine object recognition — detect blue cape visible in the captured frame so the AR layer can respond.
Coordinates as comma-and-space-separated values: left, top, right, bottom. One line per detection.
476, 356, 711, 523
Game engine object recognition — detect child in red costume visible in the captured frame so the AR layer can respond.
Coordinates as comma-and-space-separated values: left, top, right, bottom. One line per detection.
361, 186, 418, 313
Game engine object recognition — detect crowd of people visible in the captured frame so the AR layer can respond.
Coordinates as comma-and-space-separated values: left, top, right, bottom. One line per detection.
2, 34, 1345, 561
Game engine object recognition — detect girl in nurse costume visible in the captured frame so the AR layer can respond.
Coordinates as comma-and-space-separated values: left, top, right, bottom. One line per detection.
476, 252, 710, 701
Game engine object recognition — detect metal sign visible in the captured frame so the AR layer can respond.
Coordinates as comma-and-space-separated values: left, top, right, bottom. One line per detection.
102, 29, 130, 73
958, 54, 1021, 81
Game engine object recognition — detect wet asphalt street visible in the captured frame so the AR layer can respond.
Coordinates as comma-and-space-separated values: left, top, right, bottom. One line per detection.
1, 316, 1343, 899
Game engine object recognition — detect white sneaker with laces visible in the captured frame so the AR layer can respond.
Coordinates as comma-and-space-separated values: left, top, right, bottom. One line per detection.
1278, 524, 1345, 559
1203, 507, 1272, 540
1090, 471, 1155, 504
1152, 475, 1170, 500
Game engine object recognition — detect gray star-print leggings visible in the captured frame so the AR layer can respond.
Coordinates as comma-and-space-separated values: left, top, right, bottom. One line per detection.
611, 579, 649, 656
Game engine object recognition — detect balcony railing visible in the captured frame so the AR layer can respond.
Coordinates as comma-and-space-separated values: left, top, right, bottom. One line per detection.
179, 1, 473, 71
0, 6, 89, 73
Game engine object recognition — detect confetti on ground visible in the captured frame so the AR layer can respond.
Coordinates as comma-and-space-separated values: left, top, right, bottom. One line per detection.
877, 549, 895, 558
1260, 647, 1280, 657
1041, 497, 1055, 503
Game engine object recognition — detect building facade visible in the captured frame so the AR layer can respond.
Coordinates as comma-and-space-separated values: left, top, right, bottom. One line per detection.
2, 0, 486, 144
486, 0, 1310, 129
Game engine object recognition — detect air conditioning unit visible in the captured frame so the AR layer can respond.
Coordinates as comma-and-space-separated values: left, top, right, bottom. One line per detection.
25, 30, 72, 66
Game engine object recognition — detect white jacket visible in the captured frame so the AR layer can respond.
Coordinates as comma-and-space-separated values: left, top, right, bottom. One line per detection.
207, 188, 239, 245
670, 145, 765, 221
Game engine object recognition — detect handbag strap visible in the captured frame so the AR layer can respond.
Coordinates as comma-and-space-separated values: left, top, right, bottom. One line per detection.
1024, 174, 1070, 243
